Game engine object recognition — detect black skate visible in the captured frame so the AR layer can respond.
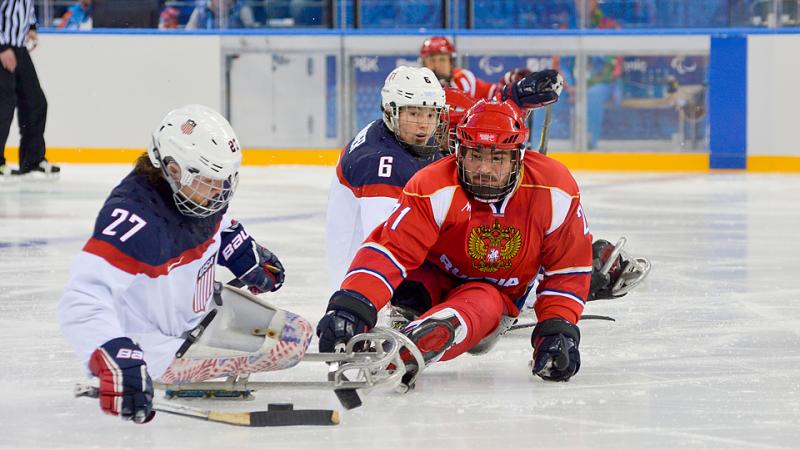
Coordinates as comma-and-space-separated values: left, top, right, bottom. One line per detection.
590, 237, 651, 300
11, 160, 60, 177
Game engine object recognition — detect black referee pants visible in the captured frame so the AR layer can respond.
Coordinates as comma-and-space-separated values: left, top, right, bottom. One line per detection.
0, 46, 47, 171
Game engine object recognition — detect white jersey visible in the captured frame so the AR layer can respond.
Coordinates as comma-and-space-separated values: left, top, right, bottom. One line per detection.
325, 121, 439, 289
58, 170, 237, 380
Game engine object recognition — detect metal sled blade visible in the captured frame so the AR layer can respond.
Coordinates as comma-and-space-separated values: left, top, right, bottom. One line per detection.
599, 237, 652, 297
156, 327, 424, 407
612, 256, 651, 296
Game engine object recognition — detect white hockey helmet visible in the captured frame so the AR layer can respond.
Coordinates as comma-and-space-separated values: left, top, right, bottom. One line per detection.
148, 104, 242, 218
381, 66, 448, 157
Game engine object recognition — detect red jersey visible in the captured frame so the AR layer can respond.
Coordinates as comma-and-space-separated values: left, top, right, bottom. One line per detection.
341, 152, 592, 324
450, 67, 499, 100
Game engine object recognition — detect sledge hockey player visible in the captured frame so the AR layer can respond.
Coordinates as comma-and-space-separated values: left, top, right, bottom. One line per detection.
59, 105, 312, 423
326, 64, 573, 290
420, 36, 558, 106
445, 67, 651, 303
326, 66, 449, 289
420, 36, 500, 100
318, 98, 595, 386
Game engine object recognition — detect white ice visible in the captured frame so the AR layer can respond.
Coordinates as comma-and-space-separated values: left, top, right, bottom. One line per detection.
1, 165, 799, 449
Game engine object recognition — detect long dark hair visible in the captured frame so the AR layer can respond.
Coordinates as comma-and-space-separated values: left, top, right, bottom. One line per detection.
133, 152, 165, 185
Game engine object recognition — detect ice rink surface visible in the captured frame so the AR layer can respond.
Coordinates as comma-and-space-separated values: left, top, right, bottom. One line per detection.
1, 164, 799, 449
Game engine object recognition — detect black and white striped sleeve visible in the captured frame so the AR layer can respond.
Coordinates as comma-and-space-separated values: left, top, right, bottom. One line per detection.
1, 0, 35, 52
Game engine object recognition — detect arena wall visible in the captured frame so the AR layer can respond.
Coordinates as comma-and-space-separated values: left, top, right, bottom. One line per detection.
4, 30, 798, 171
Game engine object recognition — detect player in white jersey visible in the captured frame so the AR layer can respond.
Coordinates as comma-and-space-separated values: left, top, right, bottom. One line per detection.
325, 66, 448, 289
59, 105, 312, 423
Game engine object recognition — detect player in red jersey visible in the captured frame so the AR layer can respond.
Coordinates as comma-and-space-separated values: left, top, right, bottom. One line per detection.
318, 98, 592, 386
420, 36, 500, 100
446, 72, 651, 304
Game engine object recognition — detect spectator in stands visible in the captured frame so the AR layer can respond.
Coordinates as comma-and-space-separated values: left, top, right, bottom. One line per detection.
59, 0, 93, 30
159, 5, 180, 29
583, 0, 623, 149
289, 0, 326, 26
185, 0, 255, 29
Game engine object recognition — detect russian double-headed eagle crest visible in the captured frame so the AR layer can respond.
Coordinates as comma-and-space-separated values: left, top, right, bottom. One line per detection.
467, 221, 522, 272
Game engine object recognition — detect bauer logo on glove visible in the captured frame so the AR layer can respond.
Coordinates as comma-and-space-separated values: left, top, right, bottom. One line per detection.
218, 221, 285, 294
89, 337, 155, 423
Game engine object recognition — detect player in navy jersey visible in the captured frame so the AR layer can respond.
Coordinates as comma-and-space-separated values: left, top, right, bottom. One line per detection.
326, 66, 448, 289
59, 105, 312, 424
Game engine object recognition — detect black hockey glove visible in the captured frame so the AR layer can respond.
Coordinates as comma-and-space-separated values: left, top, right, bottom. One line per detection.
89, 337, 155, 423
219, 221, 285, 294
531, 319, 581, 382
502, 69, 564, 110
317, 290, 378, 353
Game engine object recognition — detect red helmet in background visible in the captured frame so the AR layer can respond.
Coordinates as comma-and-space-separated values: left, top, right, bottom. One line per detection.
443, 88, 477, 154
455, 100, 529, 202
420, 36, 456, 59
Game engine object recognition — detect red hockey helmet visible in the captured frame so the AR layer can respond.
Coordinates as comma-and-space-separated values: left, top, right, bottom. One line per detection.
443, 88, 477, 154
419, 36, 456, 59
455, 100, 529, 202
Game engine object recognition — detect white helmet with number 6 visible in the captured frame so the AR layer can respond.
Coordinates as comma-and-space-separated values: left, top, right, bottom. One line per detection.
148, 104, 242, 218
381, 66, 448, 157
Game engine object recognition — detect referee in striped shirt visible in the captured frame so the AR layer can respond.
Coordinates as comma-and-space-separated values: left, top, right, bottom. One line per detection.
1, 0, 58, 176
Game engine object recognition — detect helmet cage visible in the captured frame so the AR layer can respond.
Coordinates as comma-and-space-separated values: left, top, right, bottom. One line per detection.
385, 104, 449, 158
455, 141, 522, 203
148, 104, 242, 219
381, 66, 447, 157
453, 99, 529, 201
154, 150, 240, 218
442, 88, 476, 155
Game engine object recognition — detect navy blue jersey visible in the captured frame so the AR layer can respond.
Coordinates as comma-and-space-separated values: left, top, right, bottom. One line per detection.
59, 169, 239, 379
337, 120, 440, 199
83, 170, 226, 276
326, 120, 441, 288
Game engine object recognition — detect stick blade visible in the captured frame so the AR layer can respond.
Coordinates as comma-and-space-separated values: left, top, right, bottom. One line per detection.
328, 367, 362, 410
248, 409, 340, 427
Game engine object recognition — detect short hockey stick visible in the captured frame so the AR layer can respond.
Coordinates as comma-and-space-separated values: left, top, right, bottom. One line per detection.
74, 384, 339, 427
536, 104, 553, 155
508, 314, 615, 332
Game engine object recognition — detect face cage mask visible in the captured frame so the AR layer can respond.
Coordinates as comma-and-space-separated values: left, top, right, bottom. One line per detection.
456, 143, 522, 203
162, 158, 239, 218
442, 127, 457, 155
390, 106, 449, 159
